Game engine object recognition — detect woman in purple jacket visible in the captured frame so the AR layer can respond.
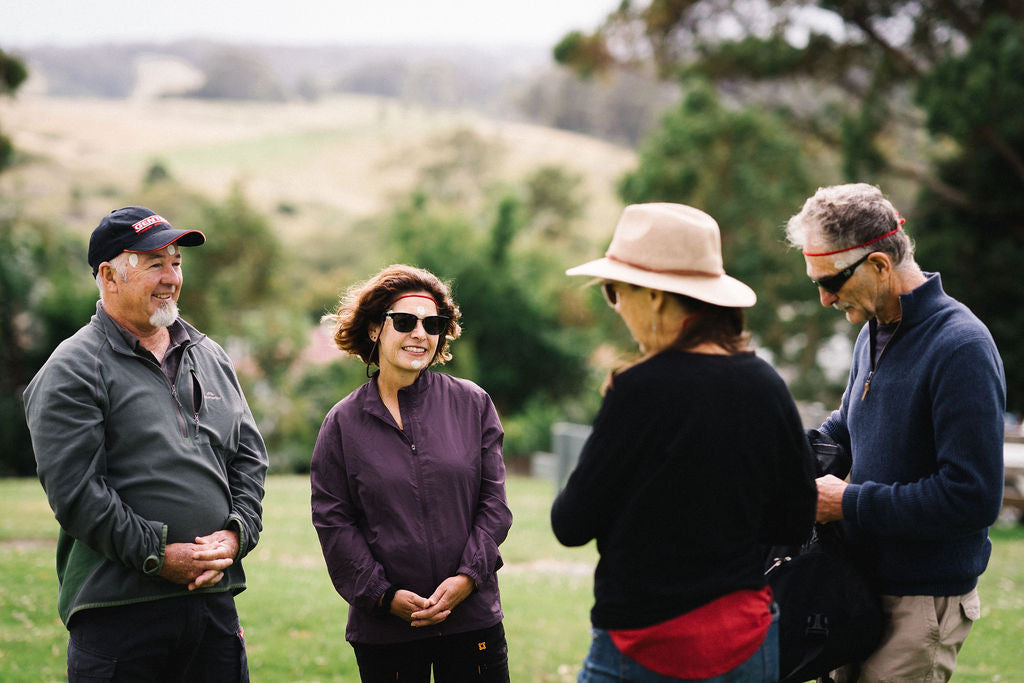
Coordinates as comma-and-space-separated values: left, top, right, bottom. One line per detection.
311, 264, 513, 682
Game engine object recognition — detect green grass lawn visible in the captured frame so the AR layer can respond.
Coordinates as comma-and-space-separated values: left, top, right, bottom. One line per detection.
1, 474, 1022, 682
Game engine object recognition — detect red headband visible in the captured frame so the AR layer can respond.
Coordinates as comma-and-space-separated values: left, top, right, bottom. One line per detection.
392, 294, 438, 306
802, 219, 904, 257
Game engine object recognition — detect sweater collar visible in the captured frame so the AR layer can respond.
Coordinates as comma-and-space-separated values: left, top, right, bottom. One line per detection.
894, 272, 945, 327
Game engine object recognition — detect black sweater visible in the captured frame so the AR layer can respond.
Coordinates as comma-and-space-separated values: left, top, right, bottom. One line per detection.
551, 350, 816, 629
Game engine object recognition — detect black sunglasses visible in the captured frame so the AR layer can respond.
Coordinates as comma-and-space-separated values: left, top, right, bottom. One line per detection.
811, 252, 873, 295
384, 311, 449, 335
601, 281, 619, 306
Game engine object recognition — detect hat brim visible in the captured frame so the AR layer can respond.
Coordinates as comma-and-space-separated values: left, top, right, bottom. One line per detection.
125, 228, 206, 253
566, 257, 756, 308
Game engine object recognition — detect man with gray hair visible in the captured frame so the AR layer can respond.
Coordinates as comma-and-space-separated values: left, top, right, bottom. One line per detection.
24, 206, 268, 682
785, 183, 1005, 681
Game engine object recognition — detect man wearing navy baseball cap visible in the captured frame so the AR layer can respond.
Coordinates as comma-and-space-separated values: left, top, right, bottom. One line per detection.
25, 206, 268, 681
87, 205, 206, 277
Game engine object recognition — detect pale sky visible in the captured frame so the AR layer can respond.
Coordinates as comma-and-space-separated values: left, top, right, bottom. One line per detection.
1, 1, 617, 49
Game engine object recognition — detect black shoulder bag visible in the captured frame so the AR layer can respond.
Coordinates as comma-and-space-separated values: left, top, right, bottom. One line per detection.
765, 430, 885, 683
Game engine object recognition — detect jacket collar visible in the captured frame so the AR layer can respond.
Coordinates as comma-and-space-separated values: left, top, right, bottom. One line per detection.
895, 272, 945, 328
363, 369, 434, 424
94, 300, 204, 355
367, 367, 434, 396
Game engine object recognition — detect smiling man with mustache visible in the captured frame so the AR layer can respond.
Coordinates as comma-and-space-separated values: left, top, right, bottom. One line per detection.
24, 206, 268, 682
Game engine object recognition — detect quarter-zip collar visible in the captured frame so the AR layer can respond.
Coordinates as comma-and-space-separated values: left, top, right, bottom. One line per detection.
96, 301, 208, 438
893, 272, 943, 326
95, 300, 206, 356
362, 369, 434, 429
99, 303, 190, 382
860, 272, 943, 401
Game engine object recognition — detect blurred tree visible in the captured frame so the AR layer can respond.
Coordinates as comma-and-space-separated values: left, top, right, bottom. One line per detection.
914, 15, 1024, 413
524, 165, 585, 224
186, 48, 285, 101
385, 191, 589, 419
417, 127, 504, 205
1, 49, 29, 92
162, 185, 307, 385
332, 51, 508, 109
267, 359, 369, 473
16, 45, 136, 97
617, 81, 836, 400
0, 50, 62, 476
2, 177, 308, 474
366, 128, 609, 460
334, 57, 407, 98
556, 0, 1024, 411
143, 160, 174, 187
1, 48, 28, 173
516, 66, 678, 145
0, 211, 96, 475
556, 2, 1021, 188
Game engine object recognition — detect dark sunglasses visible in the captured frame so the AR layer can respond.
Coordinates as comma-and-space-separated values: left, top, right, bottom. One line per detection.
811, 252, 873, 295
384, 311, 449, 335
601, 281, 619, 306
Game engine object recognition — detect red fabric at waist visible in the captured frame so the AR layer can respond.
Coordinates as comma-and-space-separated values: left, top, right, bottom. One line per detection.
609, 586, 773, 679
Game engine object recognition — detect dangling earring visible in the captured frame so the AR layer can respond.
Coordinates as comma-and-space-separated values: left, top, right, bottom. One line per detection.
366, 333, 381, 378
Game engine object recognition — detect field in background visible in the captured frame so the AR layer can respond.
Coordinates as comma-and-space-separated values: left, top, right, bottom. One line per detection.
2, 475, 1023, 681
0, 93, 635, 244
0, 475, 599, 682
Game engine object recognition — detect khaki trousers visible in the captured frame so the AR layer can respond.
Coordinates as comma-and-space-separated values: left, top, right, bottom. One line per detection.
833, 588, 980, 683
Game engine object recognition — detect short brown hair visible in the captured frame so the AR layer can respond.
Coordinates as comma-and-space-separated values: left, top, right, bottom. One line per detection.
324, 264, 462, 367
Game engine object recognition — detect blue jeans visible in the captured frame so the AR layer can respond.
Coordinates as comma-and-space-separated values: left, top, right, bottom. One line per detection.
578, 606, 779, 683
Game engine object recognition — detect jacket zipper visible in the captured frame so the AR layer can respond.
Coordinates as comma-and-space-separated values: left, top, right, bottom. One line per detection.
409, 441, 440, 583
106, 316, 205, 439
166, 376, 190, 438
399, 397, 442, 594
145, 347, 200, 439
862, 320, 901, 401
190, 366, 203, 437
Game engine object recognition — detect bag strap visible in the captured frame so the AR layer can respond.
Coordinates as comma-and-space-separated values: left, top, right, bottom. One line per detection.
780, 615, 828, 683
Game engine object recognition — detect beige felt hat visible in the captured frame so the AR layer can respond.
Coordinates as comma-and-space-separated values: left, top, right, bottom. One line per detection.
566, 202, 756, 308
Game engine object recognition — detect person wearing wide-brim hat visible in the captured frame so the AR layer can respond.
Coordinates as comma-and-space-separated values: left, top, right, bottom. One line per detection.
551, 203, 817, 682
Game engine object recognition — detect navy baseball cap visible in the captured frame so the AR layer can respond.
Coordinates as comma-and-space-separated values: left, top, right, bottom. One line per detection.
88, 206, 206, 276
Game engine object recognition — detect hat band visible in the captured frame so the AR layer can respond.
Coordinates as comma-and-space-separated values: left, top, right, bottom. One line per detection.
606, 253, 723, 278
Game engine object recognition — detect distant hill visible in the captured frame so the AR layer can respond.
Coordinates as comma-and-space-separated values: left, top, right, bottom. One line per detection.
0, 91, 637, 242
9, 41, 678, 146
15, 41, 546, 99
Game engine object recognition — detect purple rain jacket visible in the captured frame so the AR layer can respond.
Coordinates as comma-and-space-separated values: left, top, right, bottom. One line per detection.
310, 369, 512, 644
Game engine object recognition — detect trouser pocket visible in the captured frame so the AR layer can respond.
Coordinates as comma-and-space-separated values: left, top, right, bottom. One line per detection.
67, 637, 117, 682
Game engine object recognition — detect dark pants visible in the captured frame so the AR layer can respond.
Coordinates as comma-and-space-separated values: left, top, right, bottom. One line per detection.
351, 622, 510, 682
66, 591, 248, 683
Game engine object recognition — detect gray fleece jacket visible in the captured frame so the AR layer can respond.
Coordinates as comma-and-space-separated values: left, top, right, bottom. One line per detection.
24, 302, 268, 626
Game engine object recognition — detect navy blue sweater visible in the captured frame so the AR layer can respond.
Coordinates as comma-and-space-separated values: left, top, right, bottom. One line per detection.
822, 273, 1005, 596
